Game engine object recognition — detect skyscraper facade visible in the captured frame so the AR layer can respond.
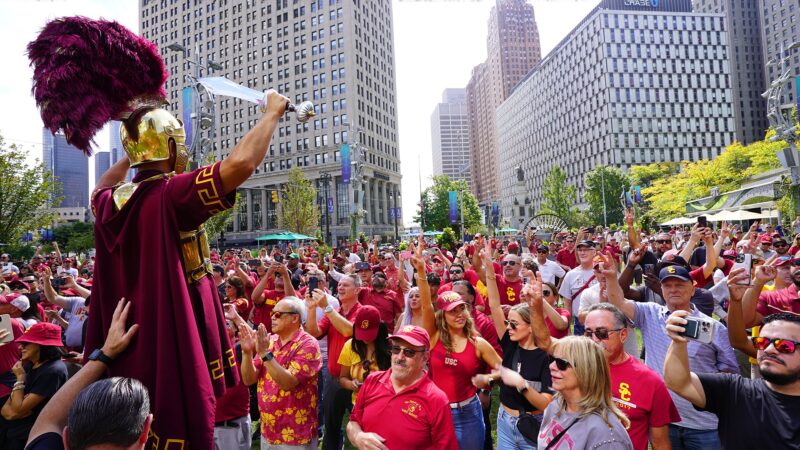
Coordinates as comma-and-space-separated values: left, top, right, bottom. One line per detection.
496, 0, 735, 219
467, 0, 541, 205
140, 0, 401, 244
759, 0, 800, 112
108, 121, 132, 182
431, 88, 470, 187
94, 151, 111, 185
42, 128, 89, 208
694, 0, 768, 144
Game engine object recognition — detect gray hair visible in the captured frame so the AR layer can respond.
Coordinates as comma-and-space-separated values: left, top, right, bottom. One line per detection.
67, 377, 150, 450
585, 303, 628, 329
281, 295, 307, 324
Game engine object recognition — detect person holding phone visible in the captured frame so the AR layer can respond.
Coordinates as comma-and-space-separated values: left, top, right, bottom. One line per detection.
605, 253, 738, 449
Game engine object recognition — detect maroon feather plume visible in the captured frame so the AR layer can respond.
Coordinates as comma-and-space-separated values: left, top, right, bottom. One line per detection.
27, 16, 168, 155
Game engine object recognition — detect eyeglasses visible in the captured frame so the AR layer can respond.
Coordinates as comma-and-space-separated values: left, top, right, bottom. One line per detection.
501, 261, 517, 266
272, 311, 299, 319
389, 345, 426, 358
542, 290, 553, 297
583, 328, 623, 340
775, 243, 789, 248
655, 240, 672, 244
750, 336, 800, 354
225, 285, 234, 289
549, 355, 574, 371
504, 319, 519, 330
537, 250, 548, 254
449, 269, 463, 274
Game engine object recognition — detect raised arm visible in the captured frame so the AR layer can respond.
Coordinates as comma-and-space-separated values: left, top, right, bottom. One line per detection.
678, 224, 701, 263
482, 240, 506, 339
41, 267, 71, 310
700, 229, 717, 280
624, 208, 640, 250
95, 154, 131, 191
315, 289, 353, 337
527, 274, 554, 352
663, 310, 707, 408
725, 268, 757, 359
219, 90, 289, 195
741, 261, 775, 327
251, 263, 276, 305
602, 251, 636, 320
618, 243, 646, 301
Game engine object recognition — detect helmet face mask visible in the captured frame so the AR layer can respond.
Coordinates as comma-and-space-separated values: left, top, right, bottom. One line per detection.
121, 108, 188, 173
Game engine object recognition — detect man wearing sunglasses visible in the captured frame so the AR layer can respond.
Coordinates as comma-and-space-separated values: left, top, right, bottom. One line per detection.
347, 325, 458, 449
741, 255, 800, 328
534, 244, 566, 285
559, 240, 599, 336
664, 311, 800, 449
475, 252, 523, 309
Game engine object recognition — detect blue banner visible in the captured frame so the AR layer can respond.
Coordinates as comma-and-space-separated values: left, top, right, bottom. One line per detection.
449, 191, 458, 225
327, 197, 334, 214
796, 76, 800, 118
341, 144, 351, 184
182, 87, 194, 150
389, 208, 395, 220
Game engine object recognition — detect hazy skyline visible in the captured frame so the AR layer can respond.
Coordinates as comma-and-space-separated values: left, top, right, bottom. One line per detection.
0, 0, 598, 225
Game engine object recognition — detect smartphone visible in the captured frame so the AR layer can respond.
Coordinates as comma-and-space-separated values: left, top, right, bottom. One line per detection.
308, 277, 319, 291
0, 314, 13, 344
248, 259, 261, 268
274, 255, 284, 263
400, 251, 412, 259
732, 253, 753, 285
624, 192, 634, 208
679, 317, 715, 344
51, 277, 66, 288
697, 216, 708, 228
586, 227, 595, 235
643, 264, 654, 274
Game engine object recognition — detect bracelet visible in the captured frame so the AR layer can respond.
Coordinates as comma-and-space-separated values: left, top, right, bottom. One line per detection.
13, 380, 24, 388
12, 384, 25, 392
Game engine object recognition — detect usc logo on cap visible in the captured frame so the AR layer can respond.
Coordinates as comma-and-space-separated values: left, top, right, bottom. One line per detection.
361, 320, 370, 329
667, 266, 676, 274
402, 325, 415, 332
441, 292, 460, 303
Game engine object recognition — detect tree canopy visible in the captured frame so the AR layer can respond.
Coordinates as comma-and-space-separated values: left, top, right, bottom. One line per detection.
584, 165, 630, 227
540, 166, 580, 228
415, 175, 481, 233
278, 167, 320, 236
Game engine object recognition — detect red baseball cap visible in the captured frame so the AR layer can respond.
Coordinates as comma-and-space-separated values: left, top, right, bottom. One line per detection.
17, 322, 63, 347
353, 305, 381, 342
388, 325, 430, 349
760, 234, 773, 244
507, 242, 520, 253
436, 291, 466, 312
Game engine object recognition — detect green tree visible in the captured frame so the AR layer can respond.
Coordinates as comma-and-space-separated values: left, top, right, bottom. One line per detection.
0, 134, 61, 246
540, 166, 580, 227
628, 162, 679, 188
414, 175, 481, 232
278, 167, 320, 236
584, 166, 630, 227
436, 227, 457, 250
53, 221, 95, 256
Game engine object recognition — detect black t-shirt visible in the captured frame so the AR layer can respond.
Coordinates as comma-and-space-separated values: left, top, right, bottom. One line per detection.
24, 431, 64, 450
23, 359, 68, 426
498, 332, 552, 412
697, 373, 800, 449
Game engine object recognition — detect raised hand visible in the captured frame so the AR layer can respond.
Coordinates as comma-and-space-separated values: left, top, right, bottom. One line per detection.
238, 324, 256, 355
101, 298, 139, 359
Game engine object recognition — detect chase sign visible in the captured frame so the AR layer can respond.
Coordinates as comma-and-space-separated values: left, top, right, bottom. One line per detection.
624, 0, 659, 6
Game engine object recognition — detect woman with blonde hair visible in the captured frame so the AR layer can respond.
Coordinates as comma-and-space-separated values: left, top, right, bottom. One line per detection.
410, 239, 501, 450
394, 286, 435, 333
539, 335, 633, 449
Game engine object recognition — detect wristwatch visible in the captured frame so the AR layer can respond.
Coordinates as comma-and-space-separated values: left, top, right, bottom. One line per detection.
261, 351, 275, 362
88, 349, 114, 366
323, 305, 334, 314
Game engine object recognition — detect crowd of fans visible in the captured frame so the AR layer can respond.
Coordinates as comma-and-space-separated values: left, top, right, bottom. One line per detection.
1, 211, 799, 449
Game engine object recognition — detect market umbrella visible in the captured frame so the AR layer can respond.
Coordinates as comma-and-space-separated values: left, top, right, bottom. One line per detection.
255, 231, 316, 241
660, 217, 695, 226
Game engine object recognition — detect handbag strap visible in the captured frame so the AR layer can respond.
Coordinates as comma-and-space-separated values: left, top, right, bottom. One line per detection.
544, 417, 581, 450
571, 275, 596, 301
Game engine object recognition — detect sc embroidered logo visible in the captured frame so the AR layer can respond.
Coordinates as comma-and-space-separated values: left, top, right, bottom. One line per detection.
361, 320, 370, 329
402, 400, 423, 419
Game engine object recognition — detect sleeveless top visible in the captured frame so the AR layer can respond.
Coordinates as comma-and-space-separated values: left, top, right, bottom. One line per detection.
429, 338, 486, 403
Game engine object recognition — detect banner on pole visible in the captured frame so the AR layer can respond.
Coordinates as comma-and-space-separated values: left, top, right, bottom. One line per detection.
449, 191, 459, 225
341, 144, 351, 184
182, 87, 194, 150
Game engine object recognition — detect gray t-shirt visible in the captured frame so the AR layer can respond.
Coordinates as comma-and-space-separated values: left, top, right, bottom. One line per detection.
63, 297, 87, 348
538, 397, 633, 449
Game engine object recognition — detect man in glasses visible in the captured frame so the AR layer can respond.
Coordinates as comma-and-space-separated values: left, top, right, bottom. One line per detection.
347, 325, 458, 449
476, 252, 524, 310
607, 261, 738, 449
741, 255, 800, 327
240, 296, 322, 449
559, 240, 599, 336
534, 244, 566, 285
773, 237, 791, 257
664, 311, 800, 449
652, 233, 674, 260
556, 236, 578, 272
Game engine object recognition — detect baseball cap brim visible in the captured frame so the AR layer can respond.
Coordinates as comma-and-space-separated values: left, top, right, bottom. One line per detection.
388, 334, 427, 348
354, 326, 379, 342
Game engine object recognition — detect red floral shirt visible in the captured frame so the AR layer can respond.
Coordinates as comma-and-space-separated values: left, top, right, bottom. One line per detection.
254, 329, 322, 445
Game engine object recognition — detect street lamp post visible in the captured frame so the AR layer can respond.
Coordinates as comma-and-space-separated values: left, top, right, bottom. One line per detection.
601, 167, 607, 228
320, 172, 332, 245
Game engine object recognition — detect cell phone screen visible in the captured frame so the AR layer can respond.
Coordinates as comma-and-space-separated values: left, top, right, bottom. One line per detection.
308, 278, 319, 291
697, 216, 707, 228
680, 318, 700, 339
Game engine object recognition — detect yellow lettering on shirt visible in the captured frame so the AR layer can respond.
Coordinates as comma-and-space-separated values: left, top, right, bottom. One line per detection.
618, 382, 631, 402
506, 286, 517, 303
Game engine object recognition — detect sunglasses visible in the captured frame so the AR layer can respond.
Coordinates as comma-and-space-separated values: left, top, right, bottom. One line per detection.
501, 261, 517, 266
775, 243, 789, 247
449, 269, 463, 274
389, 345, 425, 358
751, 336, 800, 354
537, 250, 548, 254
272, 311, 299, 319
655, 240, 671, 244
549, 355, 574, 371
542, 290, 553, 297
504, 319, 520, 330
583, 328, 623, 340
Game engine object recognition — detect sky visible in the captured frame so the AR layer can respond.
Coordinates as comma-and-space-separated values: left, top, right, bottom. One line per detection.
0, 0, 598, 225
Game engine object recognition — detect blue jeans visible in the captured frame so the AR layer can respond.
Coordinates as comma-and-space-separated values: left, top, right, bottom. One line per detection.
668, 425, 721, 450
451, 395, 485, 450
497, 407, 538, 450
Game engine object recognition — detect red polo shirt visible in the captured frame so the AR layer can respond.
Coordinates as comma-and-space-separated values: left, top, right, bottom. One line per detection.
350, 369, 458, 450
251, 289, 283, 332
757, 286, 800, 317
318, 301, 363, 375
359, 287, 403, 331
556, 248, 578, 269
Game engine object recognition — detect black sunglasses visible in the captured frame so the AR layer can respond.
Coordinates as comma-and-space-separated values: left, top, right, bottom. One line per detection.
537, 250, 548, 254
389, 345, 426, 358
504, 319, 519, 330
583, 328, 623, 340
774, 243, 789, 247
549, 355, 574, 371
542, 290, 553, 297
449, 269, 463, 274
501, 261, 517, 266
655, 240, 671, 244
751, 336, 800, 354
272, 311, 299, 319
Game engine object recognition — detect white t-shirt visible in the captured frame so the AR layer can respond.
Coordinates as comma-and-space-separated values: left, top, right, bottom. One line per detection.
347, 253, 362, 264
558, 266, 597, 317
536, 259, 566, 285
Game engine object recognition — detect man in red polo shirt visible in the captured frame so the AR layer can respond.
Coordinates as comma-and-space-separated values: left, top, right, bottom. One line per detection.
556, 236, 578, 271
742, 256, 800, 327
359, 272, 403, 330
347, 325, 458, 450
250, 263, 295, 331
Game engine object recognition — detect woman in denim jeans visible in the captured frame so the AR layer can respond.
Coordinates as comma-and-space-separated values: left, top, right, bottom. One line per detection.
481, 240, 554, 449
411, 252, 501, 450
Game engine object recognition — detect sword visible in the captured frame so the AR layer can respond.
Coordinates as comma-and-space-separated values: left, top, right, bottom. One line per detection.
197, 76, 315, 122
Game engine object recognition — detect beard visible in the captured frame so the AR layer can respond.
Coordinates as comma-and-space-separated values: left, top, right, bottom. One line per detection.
760, 366, 800, 385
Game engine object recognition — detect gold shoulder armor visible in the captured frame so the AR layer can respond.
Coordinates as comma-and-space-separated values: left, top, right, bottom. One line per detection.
112, 182, 139, 210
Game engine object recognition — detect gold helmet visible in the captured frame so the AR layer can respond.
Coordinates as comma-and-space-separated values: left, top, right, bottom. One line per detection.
120, 107, 189, 174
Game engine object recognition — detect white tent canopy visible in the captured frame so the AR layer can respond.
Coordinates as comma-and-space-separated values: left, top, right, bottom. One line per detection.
660, 217, 695, 226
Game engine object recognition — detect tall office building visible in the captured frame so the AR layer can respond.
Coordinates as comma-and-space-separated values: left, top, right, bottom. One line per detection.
94, 151, 111, 185
467, 0, 541, 205
431, 88, 471, 187
42, 128, 89, 208
759, 0, 800, 111
140, 0, 401, 245
108, 121, 132, 182
693, 0, 768, 144
496, 0, 735, 219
